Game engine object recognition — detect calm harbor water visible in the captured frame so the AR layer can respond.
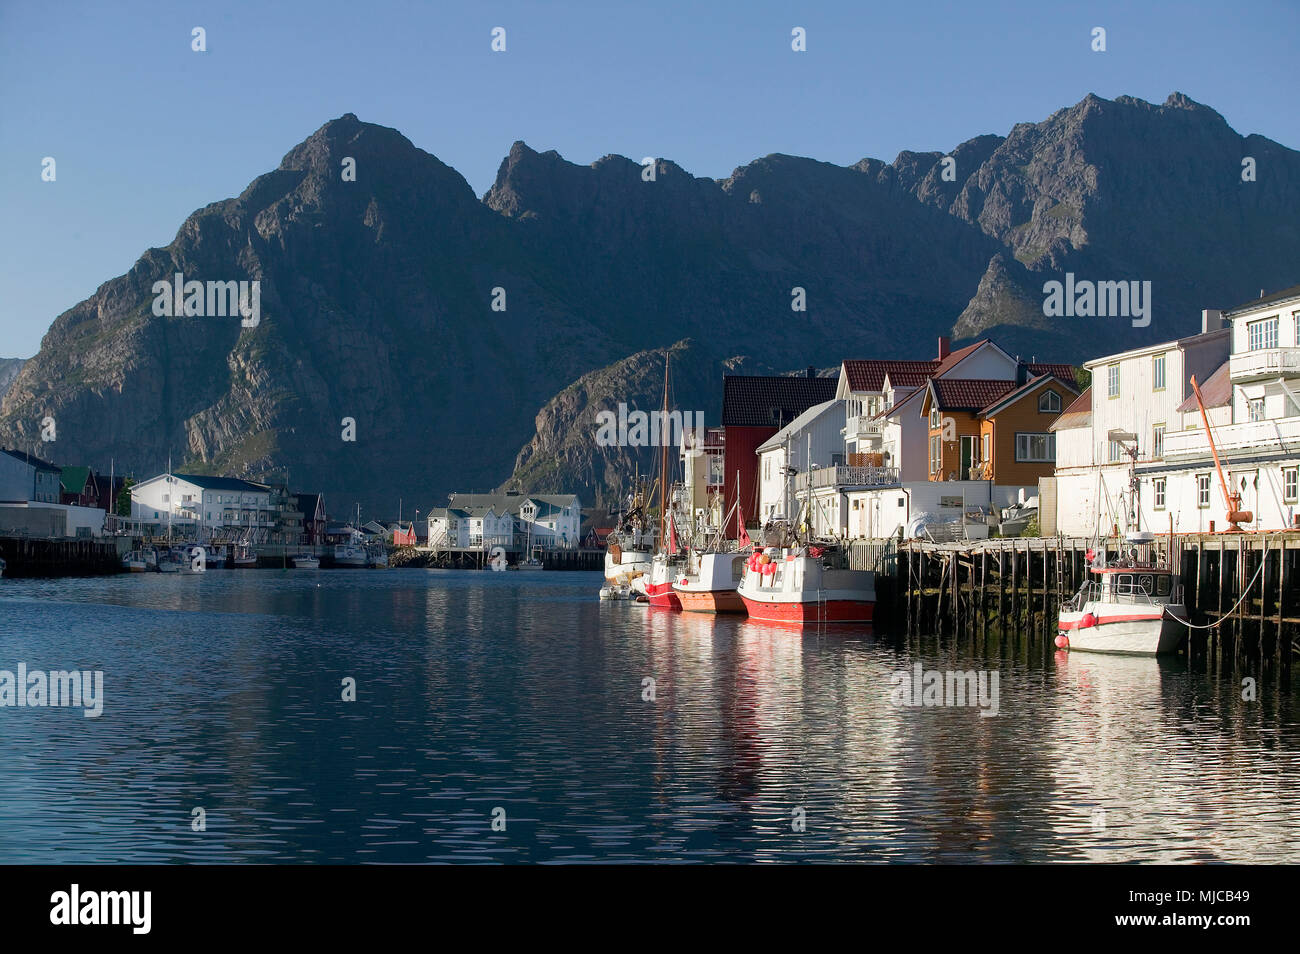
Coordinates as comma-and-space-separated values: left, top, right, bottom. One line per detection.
1, 568, 1298, 863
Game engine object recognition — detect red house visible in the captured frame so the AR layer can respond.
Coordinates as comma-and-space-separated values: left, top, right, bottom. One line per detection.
720, 370, 838, 537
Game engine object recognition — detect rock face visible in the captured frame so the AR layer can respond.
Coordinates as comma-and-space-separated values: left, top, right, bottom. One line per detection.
0, 359, 24, 403
2, 93, 1298, 513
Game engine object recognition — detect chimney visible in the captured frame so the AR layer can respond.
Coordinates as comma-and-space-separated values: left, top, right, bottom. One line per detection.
806, 366, 815, 378
937, 336, 950, 360
1201, 309, 1223, 333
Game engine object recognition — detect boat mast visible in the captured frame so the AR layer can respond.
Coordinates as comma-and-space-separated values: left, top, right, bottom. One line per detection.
658, 350, 670, 554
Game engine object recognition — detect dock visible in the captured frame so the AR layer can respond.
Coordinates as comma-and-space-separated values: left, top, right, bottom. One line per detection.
879, 533, 1300, 669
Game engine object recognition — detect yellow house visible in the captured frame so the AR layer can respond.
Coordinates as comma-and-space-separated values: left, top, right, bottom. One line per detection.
921, 374, 1078, 483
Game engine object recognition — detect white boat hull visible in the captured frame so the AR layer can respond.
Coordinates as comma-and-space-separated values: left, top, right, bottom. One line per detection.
605, 548, 652, 585
1058, 604, 1187, 655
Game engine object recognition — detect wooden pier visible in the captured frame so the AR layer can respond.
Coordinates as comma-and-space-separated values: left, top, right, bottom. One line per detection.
0, 534, 126, 578
886, 533, 1300, 668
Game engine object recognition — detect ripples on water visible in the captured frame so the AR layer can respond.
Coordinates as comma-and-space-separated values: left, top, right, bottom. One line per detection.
0, 569, 1297, 863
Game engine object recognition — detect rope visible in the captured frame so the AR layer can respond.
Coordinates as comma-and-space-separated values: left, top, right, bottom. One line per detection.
1166, 555, 1268, 630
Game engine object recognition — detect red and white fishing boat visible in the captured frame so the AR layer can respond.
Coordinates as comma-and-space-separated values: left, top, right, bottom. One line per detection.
738, 544, 875, 624
673, 550, 747, 613
1057, 532, 1187, 656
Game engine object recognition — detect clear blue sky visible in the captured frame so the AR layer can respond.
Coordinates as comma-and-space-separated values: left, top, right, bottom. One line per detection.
2, 0, 1297, 357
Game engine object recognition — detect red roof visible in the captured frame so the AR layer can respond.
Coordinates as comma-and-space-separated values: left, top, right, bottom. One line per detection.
1176, 360, 1231, 411
928, 378, 1016, 412
977, 373, 1078, 417
933, 341, 987, 376
842, 359, 940, 392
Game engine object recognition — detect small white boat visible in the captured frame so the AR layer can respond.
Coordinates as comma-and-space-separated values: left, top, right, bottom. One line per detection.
291, 553, 320, 569
1057, 532, 1187, 656
604, 531, 653, 586
231, 545, 258, 568
334, 543, 367, 568
366, 544, 389, 568
599, 582, 632, 600
518, 546, 545, 571
156, 550, 182, 573
176, 545, 206, 574
121, 549, 149, 572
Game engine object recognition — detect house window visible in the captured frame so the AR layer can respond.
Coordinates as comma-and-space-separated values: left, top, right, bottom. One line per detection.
1108, 440, 1123, 463
1152, 353, 1166, 391
930, 435, 941, 473
1152, 423, 1165, 460
1248, 317, 1278, 351
930, 407, 941, 429
1038, 390, 1061, 413
1153, 478, 1166, 510
1285, 467, 1298, 504
1107, 364, 1119, 398
982, 433, 990, 464
1014, 433, 1055, 463
1197, 474, 1211, 508
1248, 398, 1266, 422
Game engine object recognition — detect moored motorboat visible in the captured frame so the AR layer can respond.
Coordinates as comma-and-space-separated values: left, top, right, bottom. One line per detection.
231, 545, 258, 568
334, 543, 367, 567
291, 553, 320, 569
121, 549, 149, 572
366, 543, 389, 568
1057, 532, 1187, 656
738, 545, 875, 624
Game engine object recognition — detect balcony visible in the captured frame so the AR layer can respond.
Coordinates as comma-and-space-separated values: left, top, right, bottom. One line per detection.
1163, 415, 1300, 463
1229, 348, 1300, 382
846, 414, 884, 440
795, 464, 900, 491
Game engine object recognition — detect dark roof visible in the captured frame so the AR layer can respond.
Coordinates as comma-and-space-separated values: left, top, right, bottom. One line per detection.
1176, 360, 1232, 411
1, 448, 61, 473
927, 378, 1016, 412
295, 492, 323, 516
842, 359, 939, 392
977, 373, 1077, 417
173, 473, 270, 492
1224, 283, 1300, 316
721, 375, 838, 427
1024, 362, 1078, 386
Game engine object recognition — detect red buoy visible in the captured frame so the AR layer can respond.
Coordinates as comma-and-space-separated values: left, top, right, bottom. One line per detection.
1055, 634, 1069, 649
1080, 613, 1097, 628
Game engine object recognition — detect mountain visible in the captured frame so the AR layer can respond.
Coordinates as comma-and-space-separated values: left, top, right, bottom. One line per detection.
2, 94, 1297, 514
0, 359, 25, 403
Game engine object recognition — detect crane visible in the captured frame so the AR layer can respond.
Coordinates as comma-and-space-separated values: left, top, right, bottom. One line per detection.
1190, 374, 1252, 531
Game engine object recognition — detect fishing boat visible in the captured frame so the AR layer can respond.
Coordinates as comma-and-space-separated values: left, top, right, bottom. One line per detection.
334, 533, 367, 567
1057, 532, 1187, 655
231, 544, 258, 568
738, 543, 875, 623
291, 553, 320, 569
365, 543, 389, 568
604, 479, 655, 586
673, 550, 747, 613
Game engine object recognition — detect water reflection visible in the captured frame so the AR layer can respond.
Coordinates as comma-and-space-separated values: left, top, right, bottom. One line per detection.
0, 570, 1296, 862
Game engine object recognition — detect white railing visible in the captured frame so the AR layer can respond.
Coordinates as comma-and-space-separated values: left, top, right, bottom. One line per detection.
795, 465, 900, 490
1229, 348, 1300, 381
1164, 415, 1300, 461
846, 414, 884, 439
